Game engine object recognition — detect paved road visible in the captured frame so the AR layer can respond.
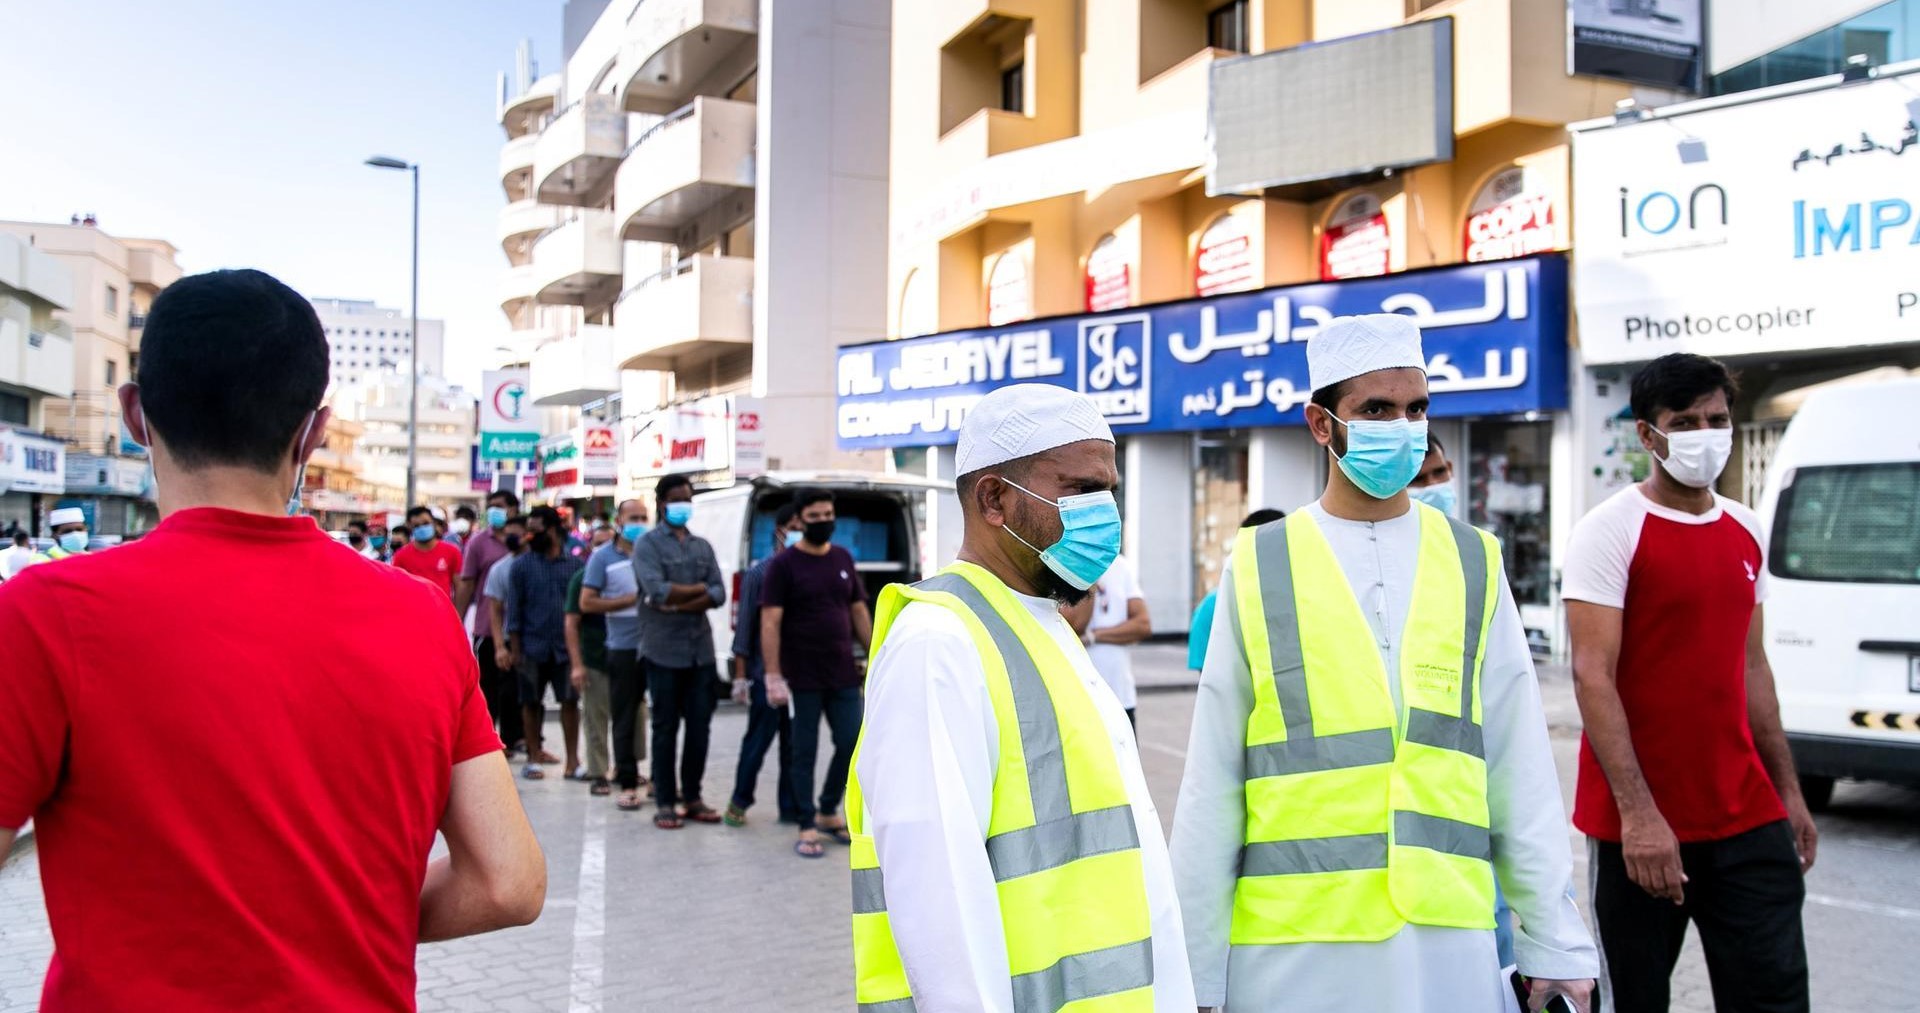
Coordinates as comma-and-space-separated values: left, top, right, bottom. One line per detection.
4, 646, 1917, 1011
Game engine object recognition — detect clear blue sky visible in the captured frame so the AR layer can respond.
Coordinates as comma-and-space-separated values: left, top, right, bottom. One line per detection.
0, 0, 564, 392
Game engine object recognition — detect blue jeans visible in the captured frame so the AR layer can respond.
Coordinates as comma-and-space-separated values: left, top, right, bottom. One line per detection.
788, 685, 863, 831
730, 677, 799, 819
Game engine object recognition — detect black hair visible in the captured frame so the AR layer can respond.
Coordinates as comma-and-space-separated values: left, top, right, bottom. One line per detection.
13, 531, 30, 546
1240, 508, 1286, 528
1427, 432, 1446, 456
505, 514, 529, 528
487, 489, 521, 509
1308, 379, 1349, 416
774, 503, 799, 527
793, 487, 835, 512
136, 269, 328, 472
347, 519, 369, 534
407, 505, 432, 522
529, 505, 563, 529
455, 506, 476, 521
655, 473, 694, 500
1630, 353, 1739, 423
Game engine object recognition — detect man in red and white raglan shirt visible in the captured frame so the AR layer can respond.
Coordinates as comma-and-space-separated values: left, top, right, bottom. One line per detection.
1563, 352, 1814, 1013
0, 269, 545, 1011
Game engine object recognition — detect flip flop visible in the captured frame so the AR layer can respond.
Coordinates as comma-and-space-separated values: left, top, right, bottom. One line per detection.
654, 809, 684, 830
522, 764, 545, 780
794, 837, 827, 859
682, 802, 724, 824
822, 825, 853, 845
616, 790, 644, 811
590, 777, 612, 796
723, 804, 748, 828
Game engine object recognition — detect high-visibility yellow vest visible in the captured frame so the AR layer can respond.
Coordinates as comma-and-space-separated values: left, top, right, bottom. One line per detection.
34, 545, 75, 564
1229, 503, 1500, 945
846, 562, 1156, 1013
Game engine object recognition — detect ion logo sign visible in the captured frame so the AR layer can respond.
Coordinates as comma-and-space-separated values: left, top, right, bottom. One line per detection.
1618, 183, 1728, 247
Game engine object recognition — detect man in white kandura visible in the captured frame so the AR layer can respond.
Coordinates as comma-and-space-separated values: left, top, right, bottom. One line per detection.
1169, 314, 1598, 1013
848, 383, 1195, 1012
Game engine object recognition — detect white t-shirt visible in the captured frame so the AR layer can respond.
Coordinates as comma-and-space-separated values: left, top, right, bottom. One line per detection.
1087, 554, 1145, 709
0, 545, 27, 580
1561, 485, 1769, 610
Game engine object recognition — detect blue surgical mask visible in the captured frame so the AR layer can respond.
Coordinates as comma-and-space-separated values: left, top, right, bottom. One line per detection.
412, 524, 435, 543
784, 530, 804, 548
1408, 483, 1456, 516
486, 506, 509, 530
622, 522, 648, 543
1001, 479, 1122, 591
57, 532, 88, 554
1328, 414, 1428, 500
664, 501, 693, 527
371, 534, 388, 550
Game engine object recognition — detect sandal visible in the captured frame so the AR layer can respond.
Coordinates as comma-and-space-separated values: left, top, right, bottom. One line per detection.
794, 837, 827, 859
682, 802, 723, 824
723, 804, 748, 828
616, 790, 644, 811
564, 766, 590, 782
590, 777, 612, 796
822, 825, 853, 845
654, 809, 684, 830
522, 764, 545, 780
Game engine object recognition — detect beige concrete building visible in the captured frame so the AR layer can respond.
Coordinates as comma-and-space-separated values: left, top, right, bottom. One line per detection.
343, 371, 480, 510
875, 0, 1686, 649
494, 0, 889, 494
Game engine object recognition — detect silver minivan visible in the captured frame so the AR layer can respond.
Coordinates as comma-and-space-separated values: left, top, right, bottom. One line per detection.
687, 471, 960, 667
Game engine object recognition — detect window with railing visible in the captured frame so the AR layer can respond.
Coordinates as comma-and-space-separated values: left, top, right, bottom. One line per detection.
1208, 0, 1250, 54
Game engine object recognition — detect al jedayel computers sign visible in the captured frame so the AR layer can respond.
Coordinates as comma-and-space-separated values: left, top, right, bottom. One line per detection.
1571, 73, 1920, 365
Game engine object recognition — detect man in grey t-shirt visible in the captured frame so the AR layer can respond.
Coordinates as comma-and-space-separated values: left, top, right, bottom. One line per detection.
581, 499, 651, 809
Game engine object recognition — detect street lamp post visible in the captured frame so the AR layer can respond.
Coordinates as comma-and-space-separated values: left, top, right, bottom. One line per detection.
366, 155, 420, 510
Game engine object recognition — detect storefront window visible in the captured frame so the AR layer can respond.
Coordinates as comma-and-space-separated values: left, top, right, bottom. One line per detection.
1192, 434, 1249, 610
1468, 420, 1552, 609
1711, 0, 1920, 96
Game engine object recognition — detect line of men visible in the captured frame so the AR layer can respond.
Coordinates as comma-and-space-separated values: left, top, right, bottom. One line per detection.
849, 316, 1813, 1013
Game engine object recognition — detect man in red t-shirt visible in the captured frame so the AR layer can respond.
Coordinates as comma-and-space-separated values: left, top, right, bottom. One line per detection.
0, 269, 545, 1012
393, 503, 463, 598
1565, 352, 1814, 1013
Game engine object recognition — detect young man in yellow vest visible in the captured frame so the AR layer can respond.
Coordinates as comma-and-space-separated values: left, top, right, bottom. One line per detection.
848, 383, 1195, 1012
1169, 315, 1598, 1013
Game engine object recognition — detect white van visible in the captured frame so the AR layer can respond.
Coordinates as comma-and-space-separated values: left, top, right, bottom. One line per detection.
687, 471, 960, 667
1755, 378, 1920, 809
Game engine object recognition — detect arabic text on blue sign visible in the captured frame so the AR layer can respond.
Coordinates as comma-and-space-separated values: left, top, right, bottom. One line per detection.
834, 254, 1568, 450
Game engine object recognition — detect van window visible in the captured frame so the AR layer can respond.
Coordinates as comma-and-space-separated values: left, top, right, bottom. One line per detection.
1770, 463, 1920, 585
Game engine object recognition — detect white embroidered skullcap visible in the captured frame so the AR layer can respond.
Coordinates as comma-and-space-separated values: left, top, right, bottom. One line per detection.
953, 383, 1113, 476
47, 508, 85, 527
1307, 314, 1426, 394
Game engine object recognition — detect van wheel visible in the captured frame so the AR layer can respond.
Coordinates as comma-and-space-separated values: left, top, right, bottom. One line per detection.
1798, 775, 1836, 813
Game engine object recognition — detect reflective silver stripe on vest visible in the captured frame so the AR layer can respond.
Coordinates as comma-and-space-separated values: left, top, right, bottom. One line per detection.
1009, 938, 1155, 1013
1402, 709, 1484, 758
1445, 516, 1489, 721
852, 867, 887, 915
1251, 526, 1314, 738
1394, 811, 1493, 862
987, 803, 1139, 882
858, 999, 919, 1013
1241, 834, 1390, 876
1246, 729, 1394, 777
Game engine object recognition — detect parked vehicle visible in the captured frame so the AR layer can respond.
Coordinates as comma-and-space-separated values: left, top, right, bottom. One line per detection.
688, 471, 960, 667
1755, 378, 1920, 809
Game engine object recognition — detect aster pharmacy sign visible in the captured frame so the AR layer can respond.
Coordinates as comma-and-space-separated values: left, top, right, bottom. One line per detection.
479, 368, 539, 461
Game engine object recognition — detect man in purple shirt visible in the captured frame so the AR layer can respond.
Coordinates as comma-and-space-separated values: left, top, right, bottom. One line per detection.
763, 488, 873, 858
457, 488, 524, 753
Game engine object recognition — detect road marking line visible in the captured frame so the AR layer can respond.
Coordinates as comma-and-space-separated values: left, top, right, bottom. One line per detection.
1806, 892, 1920, 921
568, 802, 608, 1013
1139, 739, 1187, 760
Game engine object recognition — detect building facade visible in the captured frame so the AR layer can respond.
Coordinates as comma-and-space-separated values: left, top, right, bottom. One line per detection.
342, 372, 480, 510
310, 297, 445, 389
0, 233, 76, 531
494, 0, 890, 496
0, 219, 180, 536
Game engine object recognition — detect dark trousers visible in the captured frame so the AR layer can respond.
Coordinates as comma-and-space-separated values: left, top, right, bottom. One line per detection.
476, 636, 524, 749
1592, 819, 1809, 1013
647, 660, 717, 810
609, 649, 646, 791
731, 677, 799, 819
788, 685, 863, 831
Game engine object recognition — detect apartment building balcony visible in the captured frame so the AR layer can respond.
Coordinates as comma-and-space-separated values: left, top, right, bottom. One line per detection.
0, 317, 74, 398
501, 72, 561, 140
620, 0, 759, 114
43, 387, 122, 456
500, 133, 538, 202
498, 199, 565, 267
534, 94, 627, 207
613, 254, 752, 372
613, 97, 756, 244
530, 210, 622, 307
500, 262, 541, 328
530, 324, 619, 406
937, 107, 1057, 165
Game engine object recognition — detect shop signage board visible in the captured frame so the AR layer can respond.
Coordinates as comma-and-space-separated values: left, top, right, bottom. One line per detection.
1465, 166, 1560, 263
1572, 73, 1920, 364
1195, 214, 1257, 298
1321, 192, 1391, 280
630, 395, 734, 478
733, 397, 767, 479
987, 252, 1032, 326
0, 428, 67, 494
579, 424, 619, 484
538, 432, 580, 490
1568, 0, 1702, 92
64, 454, 147, 496
479, 368, 539, 461
1085, 235, 1131, 312
835, 254, 1569, 450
